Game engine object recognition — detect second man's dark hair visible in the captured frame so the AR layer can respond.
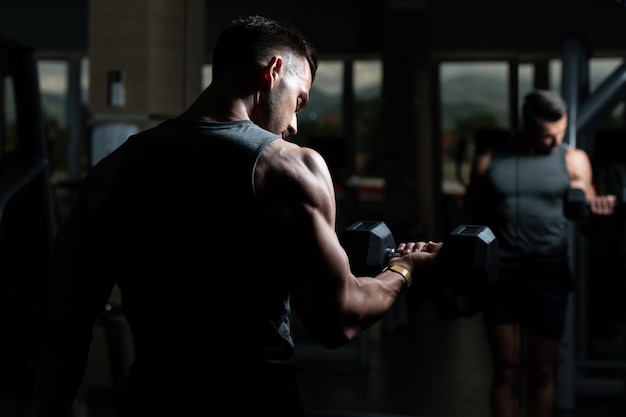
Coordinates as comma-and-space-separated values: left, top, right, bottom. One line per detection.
522, 89, 567, 130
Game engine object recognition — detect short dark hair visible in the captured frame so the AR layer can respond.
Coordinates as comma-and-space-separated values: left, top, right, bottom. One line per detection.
522, 89, 567, 130
212, 15, 318, 83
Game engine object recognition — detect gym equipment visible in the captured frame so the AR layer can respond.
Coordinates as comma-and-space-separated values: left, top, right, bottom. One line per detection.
0, 39, 57, 400
340, 221, 499, 296
97, 303, 135, 413
563, 187, 626, 220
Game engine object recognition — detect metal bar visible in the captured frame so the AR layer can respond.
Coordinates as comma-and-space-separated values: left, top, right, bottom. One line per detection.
0, 158, 46, 223
576, 61, 626, 133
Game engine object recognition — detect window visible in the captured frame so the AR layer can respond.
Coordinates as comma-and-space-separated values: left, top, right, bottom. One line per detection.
202, 64, 211, 90
2, 74, 17, 158
299, 60, 344, 148
354, 59, 382, 176
439, 61, 509, 194
37, 58, 90, 179
590, 57, 625, 128
38, 60, 68, 176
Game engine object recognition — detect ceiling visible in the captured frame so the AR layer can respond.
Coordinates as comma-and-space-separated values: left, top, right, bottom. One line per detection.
1, 0, 626, 60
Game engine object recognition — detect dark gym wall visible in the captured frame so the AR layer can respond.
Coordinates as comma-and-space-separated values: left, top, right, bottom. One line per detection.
428, 0, 626, 57
2, 1, 626, 59
0, 0, 89, 51
201, 0, 385, 57
0, 0, 385, 57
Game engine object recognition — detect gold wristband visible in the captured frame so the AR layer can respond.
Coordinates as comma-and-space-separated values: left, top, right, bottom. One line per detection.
382, 264, 412, 287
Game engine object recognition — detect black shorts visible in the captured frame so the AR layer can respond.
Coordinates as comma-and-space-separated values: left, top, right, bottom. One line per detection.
483, 280, 571, 339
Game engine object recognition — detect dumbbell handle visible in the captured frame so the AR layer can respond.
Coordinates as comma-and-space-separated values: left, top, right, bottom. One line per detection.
386, 242, 434, 258
564, 187, 622, 220
567, 187, 617, 204
384, 244, 436, 289
383, 227, 498, 296
341, 221, 498, 296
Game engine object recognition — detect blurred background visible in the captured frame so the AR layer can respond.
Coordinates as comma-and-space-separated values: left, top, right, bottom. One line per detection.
1, 1, 626, 416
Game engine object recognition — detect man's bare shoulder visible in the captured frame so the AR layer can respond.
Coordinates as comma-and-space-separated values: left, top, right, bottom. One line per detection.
564, 145, 592, 169
564, 144, 589, 158
255, 139, 335, 220
257, 139, 330, 180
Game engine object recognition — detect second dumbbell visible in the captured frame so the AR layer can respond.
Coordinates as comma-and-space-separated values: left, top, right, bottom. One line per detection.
563, 187, 625, 221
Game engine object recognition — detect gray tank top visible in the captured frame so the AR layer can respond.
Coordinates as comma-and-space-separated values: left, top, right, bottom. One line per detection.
484, 142, 571, 269
90, 120, 300, 407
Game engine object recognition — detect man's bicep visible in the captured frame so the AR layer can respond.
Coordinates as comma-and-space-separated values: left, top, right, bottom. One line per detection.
257, 146, 336, 228
566, 148, 595, 198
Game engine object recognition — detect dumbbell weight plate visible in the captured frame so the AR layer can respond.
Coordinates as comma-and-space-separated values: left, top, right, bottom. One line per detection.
563, 188, 588, 220
439, 225, 499, 296
341, 221, 500, 297
340, 220, 397, 276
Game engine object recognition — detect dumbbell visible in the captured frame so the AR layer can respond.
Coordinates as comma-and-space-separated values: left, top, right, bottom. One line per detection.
339, 221, 500, 296
563, 187, 626, 221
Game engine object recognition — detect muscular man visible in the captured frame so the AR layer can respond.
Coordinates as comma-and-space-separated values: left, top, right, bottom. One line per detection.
464, 89, 615, 417
35, 15, 440, 417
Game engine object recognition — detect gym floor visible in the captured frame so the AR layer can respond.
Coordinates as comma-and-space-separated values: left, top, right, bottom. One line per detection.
80, 290, 625, 417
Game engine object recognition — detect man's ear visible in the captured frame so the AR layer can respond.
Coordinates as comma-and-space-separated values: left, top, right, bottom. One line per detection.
261, 56, 283, 91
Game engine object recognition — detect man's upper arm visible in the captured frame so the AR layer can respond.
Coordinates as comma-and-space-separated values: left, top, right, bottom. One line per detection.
255, 141, 336, 227
566, 147, 596, 199
257, 144, 355, 345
